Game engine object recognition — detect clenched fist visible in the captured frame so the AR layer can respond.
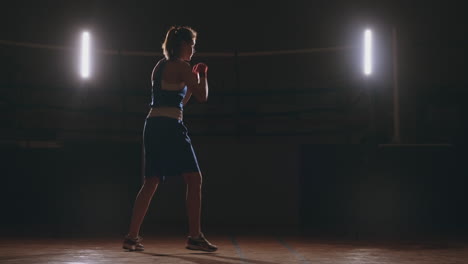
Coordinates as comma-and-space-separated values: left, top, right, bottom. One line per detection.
192, 63, 208, 77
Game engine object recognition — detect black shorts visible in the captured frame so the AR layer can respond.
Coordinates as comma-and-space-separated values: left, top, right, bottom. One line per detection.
143, 116, 201, 181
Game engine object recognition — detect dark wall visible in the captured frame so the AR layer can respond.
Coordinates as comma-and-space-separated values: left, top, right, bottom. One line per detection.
300, 144, 468, 239
0, 138, 301, 236
2, 140, 467, 239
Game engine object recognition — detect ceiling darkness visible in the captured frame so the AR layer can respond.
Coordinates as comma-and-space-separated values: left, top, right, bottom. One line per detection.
1, 1, 464, 52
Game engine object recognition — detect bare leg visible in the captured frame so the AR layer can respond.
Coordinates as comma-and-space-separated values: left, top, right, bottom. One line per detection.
127, 176, 160, 238
183, 172, 202, 237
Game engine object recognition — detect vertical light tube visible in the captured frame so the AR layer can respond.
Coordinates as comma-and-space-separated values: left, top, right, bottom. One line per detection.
81, 31, 90, 78
364, 29, 372, 76
392, 27, 400, 143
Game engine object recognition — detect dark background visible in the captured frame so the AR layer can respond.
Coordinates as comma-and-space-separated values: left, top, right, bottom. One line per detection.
1, 0, 467, 240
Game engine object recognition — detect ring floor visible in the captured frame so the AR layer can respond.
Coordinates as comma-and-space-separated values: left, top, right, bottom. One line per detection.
1, 234, 467, 264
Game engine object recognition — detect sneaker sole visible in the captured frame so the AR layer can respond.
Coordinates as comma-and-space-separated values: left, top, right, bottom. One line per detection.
123, 245, 144, 252
185, 245, 217, 252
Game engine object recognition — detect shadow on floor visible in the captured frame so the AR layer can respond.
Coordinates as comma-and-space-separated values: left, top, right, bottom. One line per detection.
138, 251, 281, 264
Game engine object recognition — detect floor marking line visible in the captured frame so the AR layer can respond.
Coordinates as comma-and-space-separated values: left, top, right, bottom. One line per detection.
277, 237, 311, 264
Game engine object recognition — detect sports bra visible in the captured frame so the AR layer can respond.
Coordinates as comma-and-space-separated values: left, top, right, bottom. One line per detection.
148, 59, 187, 120
149, 59, 187, 110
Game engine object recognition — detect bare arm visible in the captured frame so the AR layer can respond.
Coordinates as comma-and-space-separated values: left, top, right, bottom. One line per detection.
180, 62, 208, 103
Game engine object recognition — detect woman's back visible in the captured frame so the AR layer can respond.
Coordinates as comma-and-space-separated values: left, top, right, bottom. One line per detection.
149, 59, 188, 113
156, 59, 186, 86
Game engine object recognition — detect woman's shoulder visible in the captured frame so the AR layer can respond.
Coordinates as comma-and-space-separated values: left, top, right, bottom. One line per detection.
155, 58, 167, 67
153, 58, 166, 71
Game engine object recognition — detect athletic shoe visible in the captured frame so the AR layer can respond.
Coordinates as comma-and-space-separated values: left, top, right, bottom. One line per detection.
186, 232, 218, 252
122, 235, 144, 251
